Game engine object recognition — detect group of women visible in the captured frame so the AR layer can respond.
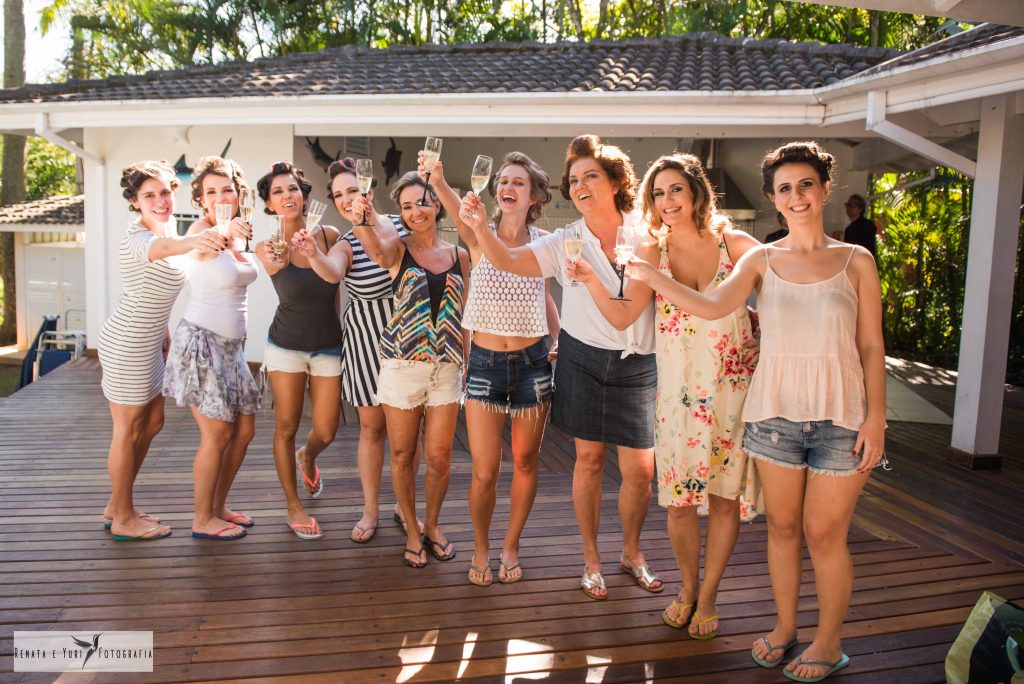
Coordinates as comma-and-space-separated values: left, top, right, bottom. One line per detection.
99, 135, 885, 682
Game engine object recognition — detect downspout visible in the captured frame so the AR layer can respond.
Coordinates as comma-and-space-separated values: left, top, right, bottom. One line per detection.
35, 112, 108, 346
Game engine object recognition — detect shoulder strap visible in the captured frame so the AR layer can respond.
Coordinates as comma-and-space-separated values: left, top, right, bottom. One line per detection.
843, 246, 857, 270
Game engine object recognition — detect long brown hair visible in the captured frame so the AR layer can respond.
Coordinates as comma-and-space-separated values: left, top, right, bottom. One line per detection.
490, 151, 552, 225
639, 153, 726, 237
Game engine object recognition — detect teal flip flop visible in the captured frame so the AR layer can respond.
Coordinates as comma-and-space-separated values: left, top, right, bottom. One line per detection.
751, 635, 799, 668
783, 653, 850, 682
112, 526, 171, 542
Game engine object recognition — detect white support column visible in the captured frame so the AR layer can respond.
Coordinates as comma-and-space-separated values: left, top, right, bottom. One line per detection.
949, 95, 1024, 469
83, 160, 108, 351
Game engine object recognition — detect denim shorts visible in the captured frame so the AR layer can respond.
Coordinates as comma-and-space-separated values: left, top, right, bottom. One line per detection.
743, 417, 861, 475
551, 331, 657, 449
465, 338, 553, 415
377, 359, 462, 409
263, 339, 342, 376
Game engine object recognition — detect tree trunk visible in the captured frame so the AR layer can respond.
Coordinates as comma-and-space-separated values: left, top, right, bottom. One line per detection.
1, 0, 27, 345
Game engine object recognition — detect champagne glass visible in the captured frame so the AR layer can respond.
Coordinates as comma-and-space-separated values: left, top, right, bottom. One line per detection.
215, 204, 233, 250
563, 223, 584, 287
355, 159, 373, 227
305, 198, 326, 231
611, 225, 633, 301
465, 154, 493, 221
268, 215, 288, 264
238, 188, 255, 253
417, 136, 443, 207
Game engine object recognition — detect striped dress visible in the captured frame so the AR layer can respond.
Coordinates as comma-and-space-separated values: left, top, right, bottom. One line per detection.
340, 216, 408, 406
98, 223, 186, 406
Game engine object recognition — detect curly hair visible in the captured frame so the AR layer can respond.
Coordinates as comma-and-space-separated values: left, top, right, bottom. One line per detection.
389, 171, 446, 221
559, 134, 637, 212
120, 160, 178, 212
490, 151, 552, 225
760, 142, 835, 196
256, 161, 313, 215
639, 153, 727, 237
190, 156, 248, 210
327, 157, 378, 193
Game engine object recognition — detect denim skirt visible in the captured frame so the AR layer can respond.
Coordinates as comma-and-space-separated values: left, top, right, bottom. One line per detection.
551, 330, 657, 449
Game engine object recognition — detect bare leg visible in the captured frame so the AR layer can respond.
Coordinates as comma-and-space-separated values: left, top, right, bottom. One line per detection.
750, 460, 806, 665
298, 374, 341, 490
786, 469, 870, 680
268, 371, 317, 531
421, 402, 460, 552
618, 445, 657, 581
573, 438, 606, 591
383, 403, 426, 565
351, 405, 387, 540
107, 398, 170, 538
466, 401, 506, 573
501, 404, 548, 580
690, 494, 741, 636
190, 409, 243, 537
213, 412, 255, 524
665, 504, 700, 624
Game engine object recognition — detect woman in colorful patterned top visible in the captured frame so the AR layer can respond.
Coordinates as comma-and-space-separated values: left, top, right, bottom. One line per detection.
100, 160, 227, 540
355, 171, 471, 569
571, 153, 760, 637
622, 142, 886, 682
423, 151, 560, 587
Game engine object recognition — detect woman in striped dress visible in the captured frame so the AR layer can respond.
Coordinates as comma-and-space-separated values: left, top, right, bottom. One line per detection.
99, 160, 227, 540
326, 158, 420, 543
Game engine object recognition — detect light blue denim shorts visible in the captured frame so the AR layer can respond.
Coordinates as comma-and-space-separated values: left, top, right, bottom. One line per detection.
743, 417, 861, 475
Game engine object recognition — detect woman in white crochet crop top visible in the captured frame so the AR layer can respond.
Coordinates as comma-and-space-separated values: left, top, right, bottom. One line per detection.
423, 151, 559, 587
624, 142, 885, 682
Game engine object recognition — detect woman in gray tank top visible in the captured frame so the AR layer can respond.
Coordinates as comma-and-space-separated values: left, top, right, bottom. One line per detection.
254, 162, 349, 540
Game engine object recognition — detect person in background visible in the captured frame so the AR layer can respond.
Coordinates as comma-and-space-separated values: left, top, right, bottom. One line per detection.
326, 158, 422, 543
254, 161, 347, 540
100, 160, 226, 540
842, 194, 877, 259
423, 150, 560, 587
766, 211, 789, 243
163, 156, 261, 540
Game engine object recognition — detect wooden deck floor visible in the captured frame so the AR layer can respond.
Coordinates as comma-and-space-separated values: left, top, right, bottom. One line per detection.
1, 358, 1022, 682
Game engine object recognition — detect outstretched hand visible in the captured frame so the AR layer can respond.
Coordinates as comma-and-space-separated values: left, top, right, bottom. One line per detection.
458, 193, 488, 231
623, 255, 656, 284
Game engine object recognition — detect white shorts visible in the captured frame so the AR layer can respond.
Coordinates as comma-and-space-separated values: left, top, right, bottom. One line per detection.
263, 339, 342, 377
377, 359, 462, 409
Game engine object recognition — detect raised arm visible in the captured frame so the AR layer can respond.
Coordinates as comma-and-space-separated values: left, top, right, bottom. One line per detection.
458, 194, 542, 277
627, 243, 764, 319
147, 227, 224, 261
351, 201, 403, 269
419, 156, 478, 253
850, 248, 886, 470
292, 226, 352, 284
570, 239, 657, 331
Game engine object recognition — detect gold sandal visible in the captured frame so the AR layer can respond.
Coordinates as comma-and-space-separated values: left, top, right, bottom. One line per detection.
580, 571, 608, 600
621, 562, 664, 593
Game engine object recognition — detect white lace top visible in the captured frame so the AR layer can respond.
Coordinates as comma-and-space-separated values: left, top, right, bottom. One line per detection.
462, 226, 548, 337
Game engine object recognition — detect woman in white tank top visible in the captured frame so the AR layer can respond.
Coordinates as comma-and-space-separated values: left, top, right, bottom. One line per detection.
162, 157, 261, 541
623, 142, 885, 683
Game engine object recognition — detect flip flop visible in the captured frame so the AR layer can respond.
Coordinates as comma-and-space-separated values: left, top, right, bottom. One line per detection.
350, 521, 377, 544
192, 525, 246, 540
468, 563, 493, 586
404, 547, 427, 569
621, 562, 664, 593
225, 513, 255, 528
581, 571, 608, 600
296, 448, 323, 498
751, 635, 799, 668
688, 612, 720, 640
498, 557, 522, 584
422, 532, 456, 561
783, 653, 850, 682
662, 598, 696, 629
112, 525, 172, 542
393, 509, 425, 535
287, 517, 323, 540
103, 512, 161, 529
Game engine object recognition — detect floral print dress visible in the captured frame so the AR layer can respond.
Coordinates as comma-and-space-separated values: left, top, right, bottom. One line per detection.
654, 235, 761, 521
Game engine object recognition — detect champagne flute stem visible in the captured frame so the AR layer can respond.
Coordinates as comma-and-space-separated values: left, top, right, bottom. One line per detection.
617, 265, 626, 299
417, 172, 432, 205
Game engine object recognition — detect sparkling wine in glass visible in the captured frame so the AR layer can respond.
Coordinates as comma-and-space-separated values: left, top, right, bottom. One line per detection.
611, 225, 633, 301
268, 215, 288, 264
563, 223, 584, 287
355, 159, 373, 227
238, 188, 255, 253
417, 136, 443, 207
305, 198, 325, 232
215, 203, 233, 249
466, 154, 493, 221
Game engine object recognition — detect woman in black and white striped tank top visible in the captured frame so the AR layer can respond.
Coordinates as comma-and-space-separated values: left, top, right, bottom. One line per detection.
99, 160, 227, 541
327, 158, 420, 544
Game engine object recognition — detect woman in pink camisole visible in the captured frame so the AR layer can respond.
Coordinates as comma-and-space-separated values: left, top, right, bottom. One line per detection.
622, 142, 886, 683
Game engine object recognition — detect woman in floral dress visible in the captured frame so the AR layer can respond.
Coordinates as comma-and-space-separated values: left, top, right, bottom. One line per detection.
572, 153, 760, 637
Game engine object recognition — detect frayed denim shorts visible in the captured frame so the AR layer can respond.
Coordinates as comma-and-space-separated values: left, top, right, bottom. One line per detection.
465, 338, 553, 415
743, 417, 861, 475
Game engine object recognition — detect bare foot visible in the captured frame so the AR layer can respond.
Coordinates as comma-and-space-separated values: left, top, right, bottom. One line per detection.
110, 518, 171, 539
689, 605, 720, 637
104, 506, 160, 523
216, 508, 253, 527
751, 626, 798, 666
350, 514, 378, 542
499, 549, 522, 583
394, 504, 424, 535
785, 641, 846, 680
192, 517, 245, 538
